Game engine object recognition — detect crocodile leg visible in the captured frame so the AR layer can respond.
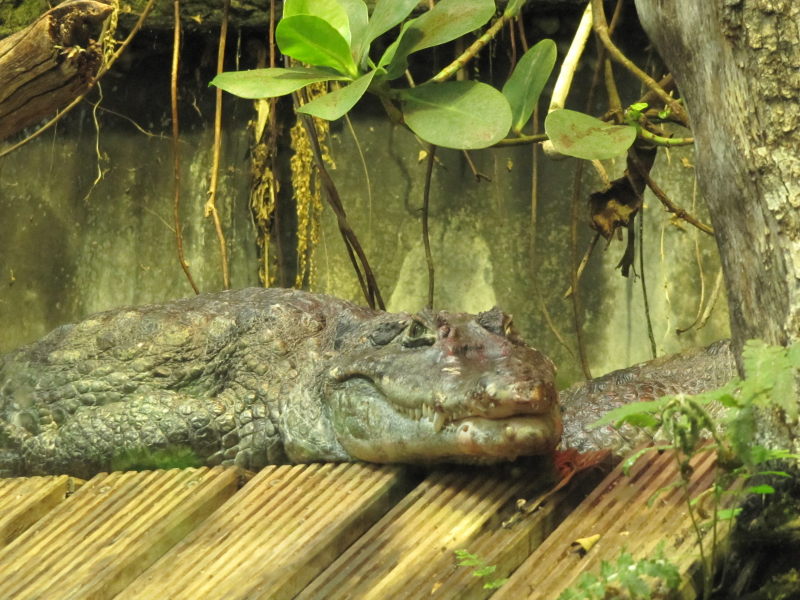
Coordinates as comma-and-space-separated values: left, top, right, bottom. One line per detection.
1, 390, 282, 478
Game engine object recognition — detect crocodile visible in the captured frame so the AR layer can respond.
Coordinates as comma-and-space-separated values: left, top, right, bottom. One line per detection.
0, 288, 562, 477
0, 288, 736, 478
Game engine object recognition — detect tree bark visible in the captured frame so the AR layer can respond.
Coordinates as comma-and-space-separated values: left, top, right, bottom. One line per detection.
633, 1, 800, 357
0, 0, 111, 141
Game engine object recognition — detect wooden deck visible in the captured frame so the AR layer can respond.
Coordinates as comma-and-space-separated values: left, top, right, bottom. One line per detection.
0, 450, 716, 599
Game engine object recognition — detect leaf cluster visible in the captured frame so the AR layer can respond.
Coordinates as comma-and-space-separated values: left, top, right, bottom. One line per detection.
588, 340, 800, 597
592, 339, 800, 480
211, 0, 555, 150
558, 546, 680, 600
454, 549, 508, 590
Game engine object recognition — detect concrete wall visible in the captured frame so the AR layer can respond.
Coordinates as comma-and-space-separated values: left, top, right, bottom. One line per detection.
0, 15, 729, 387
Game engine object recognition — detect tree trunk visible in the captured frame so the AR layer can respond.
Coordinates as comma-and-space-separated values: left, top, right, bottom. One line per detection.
633, 1, 800, 449
0, 0, 111, 141
633, 1, 800, 355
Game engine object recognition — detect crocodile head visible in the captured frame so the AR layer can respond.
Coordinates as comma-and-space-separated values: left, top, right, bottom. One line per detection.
324, 307, 561, 464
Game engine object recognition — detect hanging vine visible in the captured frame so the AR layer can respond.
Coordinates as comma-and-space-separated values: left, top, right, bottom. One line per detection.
290, 82, 332, 289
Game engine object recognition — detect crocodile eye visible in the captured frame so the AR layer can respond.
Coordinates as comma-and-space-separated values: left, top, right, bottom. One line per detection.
403, 319, 435, 348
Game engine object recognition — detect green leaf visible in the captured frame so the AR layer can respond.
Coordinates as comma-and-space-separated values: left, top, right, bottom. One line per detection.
210, 67, 350, 99
502, 39, 556, 134
276, 15, 358, 78
297, 69, 377, 120
545, 109, 637, 160
338, 0, 369, 59
283, 0, 352, 45
354, 0, 418, 66
386, 0, 495, 76
504, 0, 527, 17
399, 81, 512, 149
590, 397, 670, 429
474, 565, 497, 577
484, 578, 509, 589
745, 484, 776, 495
716, 507, 743, 521
454, 549, 481, 566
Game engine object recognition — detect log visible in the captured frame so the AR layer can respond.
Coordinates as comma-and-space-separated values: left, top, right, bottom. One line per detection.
0, 0, 112, 141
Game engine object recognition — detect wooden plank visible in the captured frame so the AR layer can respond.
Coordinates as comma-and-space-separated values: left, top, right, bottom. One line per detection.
125, 462, 410, 600
0, 466, 240, 600
296, 462, 603, 600
0, 475, 76, 547
493, 449, 719, 599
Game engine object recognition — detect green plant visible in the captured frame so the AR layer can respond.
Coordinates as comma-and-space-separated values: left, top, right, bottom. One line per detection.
454, 549, 508, 590
591, 339, 800, 599
558, 546, 680, 600
211, 0, 556, 150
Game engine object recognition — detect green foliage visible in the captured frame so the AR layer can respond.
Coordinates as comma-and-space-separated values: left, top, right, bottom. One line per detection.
558, 546, 680, 600
382, 0, 496, 78
502, 39, 557, 134
589, 339, 800, 599
298, 70, 378, 120
544, 109, 638, 160
210, 67, 350, 100
398, 81, 512, 149
210, 0, 557, 150
276, 15, 359, 77
110, 445, 204, 472
454, 549, 509, 590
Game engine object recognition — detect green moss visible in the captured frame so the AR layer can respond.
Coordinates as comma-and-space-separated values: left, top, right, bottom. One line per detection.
0, 1, 50, 37
110, 445, 204, 471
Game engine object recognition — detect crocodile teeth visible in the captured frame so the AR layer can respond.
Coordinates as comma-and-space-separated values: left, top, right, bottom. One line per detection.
433, 411, 446, 433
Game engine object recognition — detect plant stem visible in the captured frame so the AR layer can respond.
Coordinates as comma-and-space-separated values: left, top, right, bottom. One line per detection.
549, 2, 593, 113
422, 145, 437, 309
429, 12, 510, 84
627, 152, 714, 236
171, 0, 199, 294
205, 0, 231, 290
591, 0, 688, 125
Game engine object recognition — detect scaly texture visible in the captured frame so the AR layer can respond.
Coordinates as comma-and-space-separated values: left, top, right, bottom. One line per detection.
0, 288, 560, 477
560, 340, 736, 453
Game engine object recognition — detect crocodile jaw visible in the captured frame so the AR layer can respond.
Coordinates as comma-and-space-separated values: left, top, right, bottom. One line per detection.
326, 377, 562, 464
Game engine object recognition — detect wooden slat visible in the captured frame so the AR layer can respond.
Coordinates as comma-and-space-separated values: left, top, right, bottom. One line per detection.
125, 462, 410, 600
0, 475, 75, 547
494, 449, 719, 599
296, 463, 603, 600
0, 466, 240, 600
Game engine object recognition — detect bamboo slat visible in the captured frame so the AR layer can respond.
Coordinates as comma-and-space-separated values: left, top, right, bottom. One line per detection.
0, 466, 239, 600
0, 475, 75, 547
127, 462, 410, 600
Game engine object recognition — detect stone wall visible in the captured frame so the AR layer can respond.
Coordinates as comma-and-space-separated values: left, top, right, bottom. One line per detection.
0, 6, 729, 386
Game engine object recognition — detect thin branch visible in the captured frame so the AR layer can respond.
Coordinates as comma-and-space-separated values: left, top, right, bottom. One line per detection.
548, 2, 593, 113
638, 128, 694, 146
344, 113, 373, 252
461, 150, 490, 181
494, 133, 548, 146
570, 160, 592, 380
422, 145, 437, 309
205, 0, 231, 289
171, 0, 198, 294
429, 12, 511, 83
638, 209, 657, 359
563, 231, 600, 299
591, 0, 688, 126
0, 0, 158, 159
298, 109, 385, 310
628, 152, 714, 235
